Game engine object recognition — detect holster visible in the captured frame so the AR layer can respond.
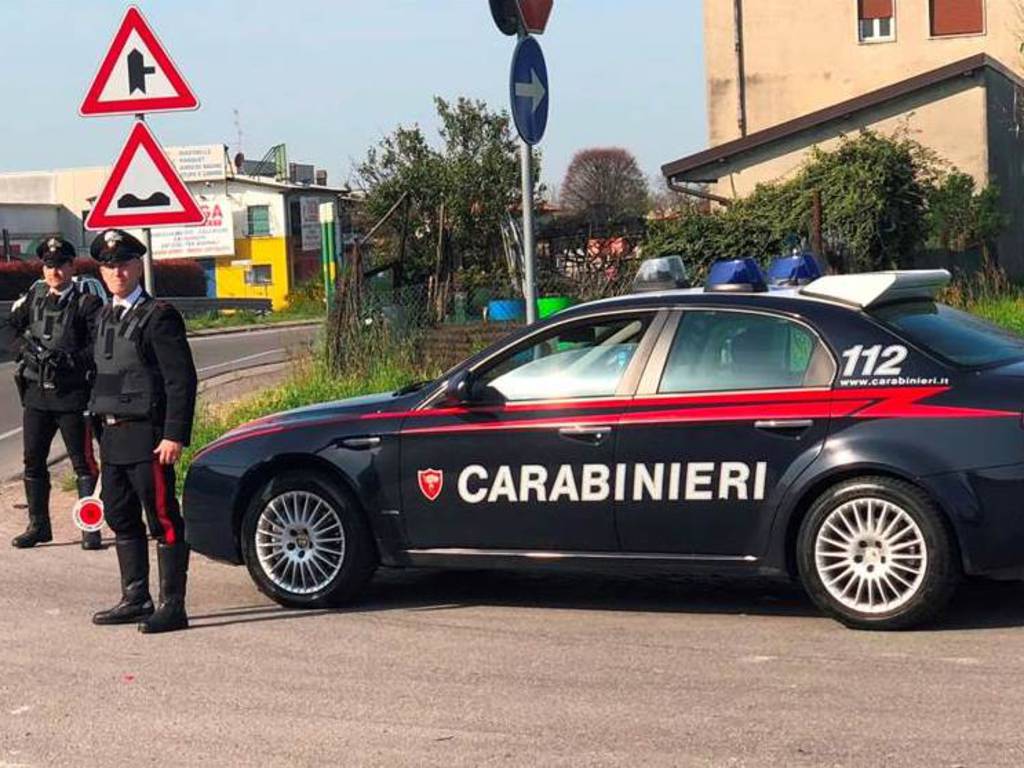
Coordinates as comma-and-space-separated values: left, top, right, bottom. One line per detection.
13, 362, 27, 405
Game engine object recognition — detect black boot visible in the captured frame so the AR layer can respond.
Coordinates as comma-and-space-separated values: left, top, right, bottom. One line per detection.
11, 476, 52, 548
139, 542, 189, 634
93, 538, 154, 625
76, 475, 103, 551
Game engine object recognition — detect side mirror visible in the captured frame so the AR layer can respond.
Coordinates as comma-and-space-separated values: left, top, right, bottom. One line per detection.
443, 370, 473, 405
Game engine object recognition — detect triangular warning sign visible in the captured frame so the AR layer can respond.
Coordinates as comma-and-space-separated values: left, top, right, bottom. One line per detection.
80, 6, 199, 117
86, 122, 204, 230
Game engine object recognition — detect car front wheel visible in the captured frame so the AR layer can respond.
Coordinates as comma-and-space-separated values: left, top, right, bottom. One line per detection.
241, 471, 376, 608
797, 476, 960, 630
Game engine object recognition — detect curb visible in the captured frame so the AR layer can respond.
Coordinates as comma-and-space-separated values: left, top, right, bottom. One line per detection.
187, 319, 323, 338
197, 360, 292, 395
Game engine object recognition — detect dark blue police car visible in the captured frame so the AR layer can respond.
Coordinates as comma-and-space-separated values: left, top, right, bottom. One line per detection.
183, 256, 1024, 629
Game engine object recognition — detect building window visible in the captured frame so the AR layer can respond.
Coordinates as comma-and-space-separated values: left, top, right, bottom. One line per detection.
930, 0, 983, 37
247, 205, 271, 237
858, 0, 895, 42
245, 265, 272, 285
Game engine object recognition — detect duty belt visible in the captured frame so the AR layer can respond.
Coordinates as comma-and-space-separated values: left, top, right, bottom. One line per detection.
101, 415, 148, 426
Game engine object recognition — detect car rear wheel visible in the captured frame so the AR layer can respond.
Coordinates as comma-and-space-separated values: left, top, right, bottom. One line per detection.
797, 476, 960, 630
241, 471, 376, 609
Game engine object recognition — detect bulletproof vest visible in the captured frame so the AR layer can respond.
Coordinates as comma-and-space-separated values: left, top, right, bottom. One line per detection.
88, 298, 162, 419
20, 284, 79, 383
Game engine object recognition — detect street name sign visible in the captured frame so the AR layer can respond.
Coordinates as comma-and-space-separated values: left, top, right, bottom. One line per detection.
86, 121, 204, 230
80, 6, 199, 116
509, 36, 549, 145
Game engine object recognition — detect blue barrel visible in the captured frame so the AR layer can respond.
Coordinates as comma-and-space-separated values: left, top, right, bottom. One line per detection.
488, 299, 526, 322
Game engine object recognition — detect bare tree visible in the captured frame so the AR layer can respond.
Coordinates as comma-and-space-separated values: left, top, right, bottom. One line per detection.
560, 147, 650, 225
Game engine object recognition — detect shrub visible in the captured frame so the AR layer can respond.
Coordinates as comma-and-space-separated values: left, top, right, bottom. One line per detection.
0, 260, 43, 299
642, 130, 1006, 281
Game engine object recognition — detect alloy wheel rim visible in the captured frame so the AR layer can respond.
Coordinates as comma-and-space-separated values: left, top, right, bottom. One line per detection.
255, 491, 346, 595
814, 496, 927, 615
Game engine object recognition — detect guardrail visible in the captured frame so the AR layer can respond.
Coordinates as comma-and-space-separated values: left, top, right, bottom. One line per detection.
0, 297, 272, 320
167, 297, 273, 318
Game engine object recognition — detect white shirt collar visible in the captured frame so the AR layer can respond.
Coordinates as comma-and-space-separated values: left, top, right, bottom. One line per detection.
113, 285, 144, 311
50, 283, 74, 301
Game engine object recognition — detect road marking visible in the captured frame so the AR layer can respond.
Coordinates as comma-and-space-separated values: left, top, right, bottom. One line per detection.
0, 427, 23, 442
196, 348, 285, 375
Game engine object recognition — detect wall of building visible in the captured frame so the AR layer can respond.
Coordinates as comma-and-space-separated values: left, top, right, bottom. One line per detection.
211, 181, 291, 309
0, 173, 55, 205
705, 0, 1020, 146
709, 76, 989, 199
215, 237, 291, 310
0, 204, 61, 256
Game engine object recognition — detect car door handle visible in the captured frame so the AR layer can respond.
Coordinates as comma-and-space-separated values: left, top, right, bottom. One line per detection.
338, 436, 382, 450
754, 419, 813, 432
558, 426, 613, 445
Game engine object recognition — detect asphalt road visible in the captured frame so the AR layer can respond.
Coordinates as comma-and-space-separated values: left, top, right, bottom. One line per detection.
1, 491, 1023, 767
0, 324, 318, 481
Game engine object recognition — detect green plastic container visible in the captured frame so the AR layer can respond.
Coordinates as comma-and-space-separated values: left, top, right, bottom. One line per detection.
537, 296, 574, 318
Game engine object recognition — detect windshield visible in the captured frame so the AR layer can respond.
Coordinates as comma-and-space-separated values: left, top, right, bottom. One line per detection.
871, 301, 1024, 368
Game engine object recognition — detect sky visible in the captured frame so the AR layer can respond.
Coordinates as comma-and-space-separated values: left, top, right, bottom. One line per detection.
0, 1, 707, 193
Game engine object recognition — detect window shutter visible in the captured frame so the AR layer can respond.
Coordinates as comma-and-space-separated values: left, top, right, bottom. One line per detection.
859, 0, 893, 20
930, 0, 984, 36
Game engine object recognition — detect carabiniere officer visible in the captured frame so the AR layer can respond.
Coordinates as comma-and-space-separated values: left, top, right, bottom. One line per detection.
3, 236, 103, 550
88, 230, 198, 634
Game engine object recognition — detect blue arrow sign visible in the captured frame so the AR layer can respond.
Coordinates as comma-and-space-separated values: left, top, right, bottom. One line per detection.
509, 36, 549, 146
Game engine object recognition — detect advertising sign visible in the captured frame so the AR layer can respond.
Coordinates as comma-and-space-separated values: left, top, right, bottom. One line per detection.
150, 195, 235, 259
167, 145, 229, 182
300, 196, 322, 251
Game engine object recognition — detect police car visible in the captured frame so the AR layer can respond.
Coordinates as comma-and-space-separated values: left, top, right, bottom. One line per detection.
182, 255, 1024, 630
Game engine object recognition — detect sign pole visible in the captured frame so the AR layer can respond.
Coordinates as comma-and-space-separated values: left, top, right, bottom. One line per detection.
519, 137, 537, 324
507, 26, 548, 326
136, 113, 156, 296
319, 202, 336, 308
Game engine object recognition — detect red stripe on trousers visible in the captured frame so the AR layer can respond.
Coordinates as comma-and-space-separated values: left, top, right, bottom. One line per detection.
151, 459, 176, 545
83, 421, 99, 479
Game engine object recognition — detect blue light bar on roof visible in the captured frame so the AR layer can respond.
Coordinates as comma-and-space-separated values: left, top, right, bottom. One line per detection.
705, 258, 767, 293
767, 252, 822, 286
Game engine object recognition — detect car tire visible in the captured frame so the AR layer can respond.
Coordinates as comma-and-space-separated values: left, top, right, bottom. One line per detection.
241, 470, 377, 609
796, 476, 960, 630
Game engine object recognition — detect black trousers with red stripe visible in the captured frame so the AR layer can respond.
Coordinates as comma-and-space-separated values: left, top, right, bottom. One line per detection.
23, 408, 98, 483
101, 460, 183, 545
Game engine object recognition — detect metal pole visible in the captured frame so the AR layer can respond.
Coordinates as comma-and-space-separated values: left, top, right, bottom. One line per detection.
142, 228, 155, 295
135, 113, 156, 296
520, 138, 537, 324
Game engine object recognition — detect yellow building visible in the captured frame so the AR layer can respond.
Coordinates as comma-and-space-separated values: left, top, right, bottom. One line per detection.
185, 174, 346, 311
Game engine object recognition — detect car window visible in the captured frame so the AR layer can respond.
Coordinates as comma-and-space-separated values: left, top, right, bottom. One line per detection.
479, 316, 651, 401
659, 311, 830, 393
871, 301, 1024, 368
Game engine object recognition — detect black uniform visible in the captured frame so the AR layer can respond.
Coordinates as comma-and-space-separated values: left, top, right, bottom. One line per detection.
88, 229, 198, 634
2, 236, 103, 550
